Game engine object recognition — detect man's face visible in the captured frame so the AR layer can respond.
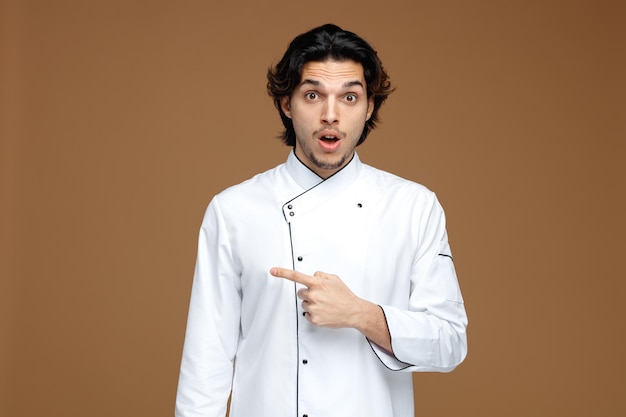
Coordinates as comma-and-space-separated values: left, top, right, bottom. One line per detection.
281, 59, 374, 179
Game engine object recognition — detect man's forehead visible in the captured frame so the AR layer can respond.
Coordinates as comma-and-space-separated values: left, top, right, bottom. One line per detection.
299, 59, 365, 85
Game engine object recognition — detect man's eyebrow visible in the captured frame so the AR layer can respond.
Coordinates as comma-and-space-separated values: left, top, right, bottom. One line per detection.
300, 79, 321, 87
299, 79, 365, 89
343, 80, 364, 88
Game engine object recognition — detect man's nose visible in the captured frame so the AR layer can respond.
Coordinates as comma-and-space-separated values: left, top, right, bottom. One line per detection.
321, 98, 339, 125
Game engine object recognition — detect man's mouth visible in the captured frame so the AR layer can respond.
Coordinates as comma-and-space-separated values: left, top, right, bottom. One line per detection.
318, 130, 341, 142
317, 131, 342, 151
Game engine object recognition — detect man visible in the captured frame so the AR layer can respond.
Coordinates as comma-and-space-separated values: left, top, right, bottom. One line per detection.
176, 24, 468, 417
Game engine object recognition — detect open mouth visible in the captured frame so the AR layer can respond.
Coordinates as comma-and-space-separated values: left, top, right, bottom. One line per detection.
318, 129, 341, 141
317, 132, 342, 151
320, 135, 339, 143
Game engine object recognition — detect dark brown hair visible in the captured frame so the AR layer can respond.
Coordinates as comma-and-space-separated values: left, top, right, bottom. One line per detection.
267, 24, 394, 146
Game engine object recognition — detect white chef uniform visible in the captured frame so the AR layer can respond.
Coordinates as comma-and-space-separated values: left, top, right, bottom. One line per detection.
176, 150, 468, 417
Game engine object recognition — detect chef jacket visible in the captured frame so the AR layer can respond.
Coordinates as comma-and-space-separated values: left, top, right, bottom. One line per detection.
176, 150, 468, 417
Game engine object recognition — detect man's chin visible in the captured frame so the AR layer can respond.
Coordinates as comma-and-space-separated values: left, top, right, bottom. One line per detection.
312, 157, 345, 171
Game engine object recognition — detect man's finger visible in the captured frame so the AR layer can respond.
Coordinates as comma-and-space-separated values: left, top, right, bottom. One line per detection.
270, 267, 315, 287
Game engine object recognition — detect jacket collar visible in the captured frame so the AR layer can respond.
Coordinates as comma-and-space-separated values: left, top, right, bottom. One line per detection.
285, 149, 361, 191
282, 150, 362, 223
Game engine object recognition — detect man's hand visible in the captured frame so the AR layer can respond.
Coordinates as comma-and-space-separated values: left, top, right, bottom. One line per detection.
270, 268, 362, 328
269, 267, 393, 353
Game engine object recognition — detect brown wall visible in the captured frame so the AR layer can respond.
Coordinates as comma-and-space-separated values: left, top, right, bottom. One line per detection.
2, 1, 625, 416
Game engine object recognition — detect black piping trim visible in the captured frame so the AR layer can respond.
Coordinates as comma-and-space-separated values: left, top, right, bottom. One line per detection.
282, 181, 323, 221
438, 253, 454, 261
282, 150, 357, 414
292, 148, 355, 181
282, 151, 356, 221
367, 305, 414, 371
288, 223, 300, 417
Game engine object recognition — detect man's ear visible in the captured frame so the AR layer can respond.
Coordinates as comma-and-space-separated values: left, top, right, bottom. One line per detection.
366, 96, 374, 121
280, 96, 292, 118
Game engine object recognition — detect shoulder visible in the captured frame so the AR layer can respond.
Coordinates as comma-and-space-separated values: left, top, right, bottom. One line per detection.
358, 164, 449, 234
202, 163, 291, 225
360, 163, 438, 204
214, 163, 285, 203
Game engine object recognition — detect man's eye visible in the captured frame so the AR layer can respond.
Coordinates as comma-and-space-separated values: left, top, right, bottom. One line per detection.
305, 92, 318, 100
345, 94, 357, 103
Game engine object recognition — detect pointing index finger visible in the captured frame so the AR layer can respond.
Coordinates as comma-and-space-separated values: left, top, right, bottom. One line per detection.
270, 267, 315, 287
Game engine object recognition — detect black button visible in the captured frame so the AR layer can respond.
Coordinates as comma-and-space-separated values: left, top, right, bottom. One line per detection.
303, 415, 308, 417
297, 256, 303, 261
302, 359, 308, 364
288, 204, 293, 209
357, 203, 363, 208
289, 212, 295, 216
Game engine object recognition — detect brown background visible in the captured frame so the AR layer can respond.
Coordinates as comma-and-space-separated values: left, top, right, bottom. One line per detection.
2, 0, 625, 416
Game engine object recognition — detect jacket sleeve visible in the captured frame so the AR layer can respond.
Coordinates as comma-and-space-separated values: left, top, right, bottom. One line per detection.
175, 197, 241, 417
370, 193, 468, 372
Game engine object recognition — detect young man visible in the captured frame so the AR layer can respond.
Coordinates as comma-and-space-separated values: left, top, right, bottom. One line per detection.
175, 24, 468, 417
